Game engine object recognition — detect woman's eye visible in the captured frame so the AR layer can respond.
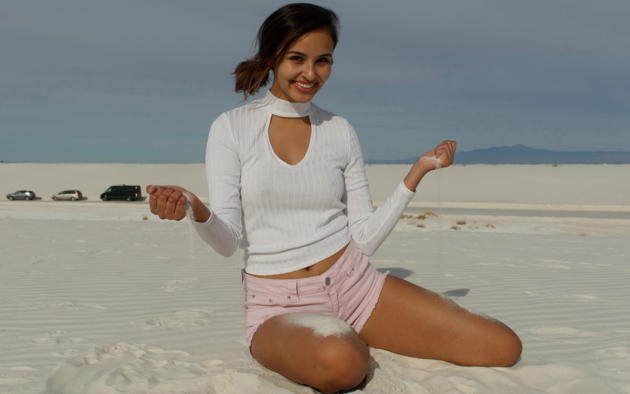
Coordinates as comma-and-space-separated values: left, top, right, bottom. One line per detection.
289, 56, 303, 62
318, 58, 332, 64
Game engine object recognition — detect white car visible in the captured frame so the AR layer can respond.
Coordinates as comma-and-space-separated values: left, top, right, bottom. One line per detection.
51, 190, 83, 201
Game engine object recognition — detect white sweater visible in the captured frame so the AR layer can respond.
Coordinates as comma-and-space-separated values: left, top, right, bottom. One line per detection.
193, 91, 415, 275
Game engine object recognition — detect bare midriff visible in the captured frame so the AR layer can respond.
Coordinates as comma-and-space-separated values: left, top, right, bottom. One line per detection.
250, 243, 349, 280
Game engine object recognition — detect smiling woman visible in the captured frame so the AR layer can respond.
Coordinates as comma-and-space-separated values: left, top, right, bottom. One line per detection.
268, 29, 334, 103
232, 3, 339, 101
146, 3, 520, 393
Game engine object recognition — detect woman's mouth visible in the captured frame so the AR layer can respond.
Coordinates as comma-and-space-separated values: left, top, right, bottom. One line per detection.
293, 81, 316, 93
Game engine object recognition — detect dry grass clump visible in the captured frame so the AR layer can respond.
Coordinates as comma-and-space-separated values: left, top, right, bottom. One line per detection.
450, 225, 461, 231
416, 223, 425, 228
400, 213, 415, 219
456, 220, 466, 225
485, 223, 495, 229
416, 211, 438, 220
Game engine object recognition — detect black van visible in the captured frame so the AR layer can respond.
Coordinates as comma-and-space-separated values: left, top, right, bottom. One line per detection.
100, 185, 142, 201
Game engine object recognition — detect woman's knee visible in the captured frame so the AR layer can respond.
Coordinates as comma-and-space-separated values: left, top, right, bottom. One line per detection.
495, 327, 522, 366
484, 323, 522, 367
313, 335, 370, 391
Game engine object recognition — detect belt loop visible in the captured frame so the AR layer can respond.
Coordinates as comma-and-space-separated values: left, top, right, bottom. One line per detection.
287, 280, 298, 295
286, 280, 299, 303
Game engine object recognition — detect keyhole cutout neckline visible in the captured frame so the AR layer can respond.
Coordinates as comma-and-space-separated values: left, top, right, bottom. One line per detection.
267, 115, 312, 166
262, 90, 315, 167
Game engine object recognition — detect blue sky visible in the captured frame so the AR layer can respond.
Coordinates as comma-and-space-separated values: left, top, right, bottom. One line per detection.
1, 0, 629, 162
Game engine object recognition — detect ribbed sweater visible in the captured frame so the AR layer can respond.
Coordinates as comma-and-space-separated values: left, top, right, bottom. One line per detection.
192, 91, 415, 275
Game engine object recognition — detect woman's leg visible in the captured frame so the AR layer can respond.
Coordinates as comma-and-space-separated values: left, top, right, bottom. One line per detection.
251, 314, 370, 394
359, 276, 522, 367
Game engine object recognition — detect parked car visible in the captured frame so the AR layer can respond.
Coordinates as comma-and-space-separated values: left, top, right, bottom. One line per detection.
52, 189, 83, 201
6, 190, 37, 200
100, 185, 142, 201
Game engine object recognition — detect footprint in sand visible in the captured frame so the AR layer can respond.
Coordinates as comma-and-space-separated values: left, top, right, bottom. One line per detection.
163, 278, 198, 292
529, 327, 596, 338
572, 294, 600, 301
596, 346, 630, 359
140, 309, 215, 329
31, 254, 57, 265
32, 330, 86, 345
28, 301, 108, 311
533, 260, 571, 270
479, 261, 516, 267
8, 366, 38, 372
51, 348, 81, 358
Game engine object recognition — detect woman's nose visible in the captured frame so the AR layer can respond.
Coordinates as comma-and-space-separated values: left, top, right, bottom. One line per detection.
301, 62, 316, 80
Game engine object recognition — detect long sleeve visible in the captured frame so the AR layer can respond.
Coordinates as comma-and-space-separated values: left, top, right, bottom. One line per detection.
192, 114, 243, 257
343, 121, 415, 256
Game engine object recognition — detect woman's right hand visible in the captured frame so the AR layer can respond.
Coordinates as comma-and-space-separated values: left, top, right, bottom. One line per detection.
146, 185, 210, 222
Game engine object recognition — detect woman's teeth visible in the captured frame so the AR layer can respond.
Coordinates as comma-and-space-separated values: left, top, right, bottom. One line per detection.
295, 82, 314, 89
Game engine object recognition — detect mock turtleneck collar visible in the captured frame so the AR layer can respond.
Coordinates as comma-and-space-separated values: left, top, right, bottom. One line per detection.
261, 90, 312, 118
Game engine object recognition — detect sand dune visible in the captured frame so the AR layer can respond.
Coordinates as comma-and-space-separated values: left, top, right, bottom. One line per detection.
1, 164, 629, 393
2, 163, 630, 208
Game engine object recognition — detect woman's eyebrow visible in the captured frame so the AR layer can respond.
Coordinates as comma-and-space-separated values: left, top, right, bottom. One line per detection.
287, 50, 333, 58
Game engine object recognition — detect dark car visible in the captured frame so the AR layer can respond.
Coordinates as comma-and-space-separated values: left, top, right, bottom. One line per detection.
100, 185, 142, 201
6, 190, 36, 200
52, 189, 83, 201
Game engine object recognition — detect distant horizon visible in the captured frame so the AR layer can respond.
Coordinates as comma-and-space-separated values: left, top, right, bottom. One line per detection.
3, 144, 630, 165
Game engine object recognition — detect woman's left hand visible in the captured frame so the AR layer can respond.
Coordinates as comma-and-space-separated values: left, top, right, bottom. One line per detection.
403, 140, 457, 192
417, 140, 457, 172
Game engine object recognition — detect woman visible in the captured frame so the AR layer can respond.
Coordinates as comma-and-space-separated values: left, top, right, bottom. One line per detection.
148, 3, 521, 393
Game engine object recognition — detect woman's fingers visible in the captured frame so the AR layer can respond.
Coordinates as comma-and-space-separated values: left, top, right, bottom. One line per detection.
148, 186, 166, 216
148, 185, 188, 220
446, 140, 457, 158
435, 140, 457, 167
175, 195, 186, 219
166, 189, 184, 219
156, 189, 170, 219
149, 190, 159, 215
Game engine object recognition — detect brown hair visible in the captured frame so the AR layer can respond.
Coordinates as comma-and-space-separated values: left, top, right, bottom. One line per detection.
233, 3, 339, 100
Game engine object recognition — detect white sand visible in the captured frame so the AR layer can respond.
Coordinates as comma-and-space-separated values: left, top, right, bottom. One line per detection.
1, 163, 629, 393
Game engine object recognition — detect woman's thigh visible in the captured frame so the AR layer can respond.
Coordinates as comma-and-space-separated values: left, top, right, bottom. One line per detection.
250, 313, 370, 393
359, 276, 522, 367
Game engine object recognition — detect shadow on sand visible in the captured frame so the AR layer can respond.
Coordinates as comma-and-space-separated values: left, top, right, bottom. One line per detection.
377, 267, 414, 279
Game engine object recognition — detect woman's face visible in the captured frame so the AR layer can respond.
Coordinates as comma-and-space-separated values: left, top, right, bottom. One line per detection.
270, 29, 334, 103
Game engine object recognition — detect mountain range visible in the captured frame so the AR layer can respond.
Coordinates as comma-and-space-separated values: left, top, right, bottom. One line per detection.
368, 145, 630, 165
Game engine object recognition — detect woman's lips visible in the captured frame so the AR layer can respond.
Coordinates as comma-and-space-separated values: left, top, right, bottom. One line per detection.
293, 81, 316, 93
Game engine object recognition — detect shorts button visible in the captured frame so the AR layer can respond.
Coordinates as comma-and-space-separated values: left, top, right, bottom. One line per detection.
325, 277, 331, 286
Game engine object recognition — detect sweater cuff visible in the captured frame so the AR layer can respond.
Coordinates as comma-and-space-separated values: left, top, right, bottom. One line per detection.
397, 180, 416, 199
192, 208, 215, 227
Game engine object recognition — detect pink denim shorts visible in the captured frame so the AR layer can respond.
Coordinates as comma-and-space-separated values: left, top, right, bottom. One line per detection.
242, 241, 388, 346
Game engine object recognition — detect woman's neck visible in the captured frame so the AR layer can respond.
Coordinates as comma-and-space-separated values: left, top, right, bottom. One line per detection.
263, 90, 312, 118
